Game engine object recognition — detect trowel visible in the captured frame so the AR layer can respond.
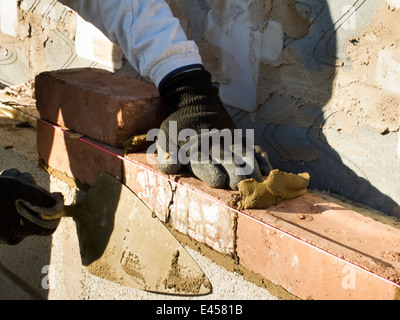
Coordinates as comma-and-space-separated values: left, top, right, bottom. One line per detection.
41, 172, 211, 296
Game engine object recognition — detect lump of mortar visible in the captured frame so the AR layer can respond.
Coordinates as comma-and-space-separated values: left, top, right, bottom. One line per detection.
265, 169, 310, 203
235, 169, 310, 210
235, 179, 276, 210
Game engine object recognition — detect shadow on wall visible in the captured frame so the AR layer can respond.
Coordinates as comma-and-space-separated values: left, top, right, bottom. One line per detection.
225, 0, 400, 217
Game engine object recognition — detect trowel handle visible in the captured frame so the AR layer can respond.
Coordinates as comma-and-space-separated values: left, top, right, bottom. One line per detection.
39, 206, 75, 220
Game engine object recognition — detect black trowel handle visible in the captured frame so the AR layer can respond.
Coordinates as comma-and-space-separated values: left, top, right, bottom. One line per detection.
39, 205, 78, 220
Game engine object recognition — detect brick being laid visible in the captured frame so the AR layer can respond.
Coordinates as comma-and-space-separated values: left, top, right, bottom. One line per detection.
35, 68, 166, 147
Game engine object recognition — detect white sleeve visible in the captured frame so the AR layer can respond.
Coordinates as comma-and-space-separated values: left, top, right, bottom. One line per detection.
58, 0, 203, 87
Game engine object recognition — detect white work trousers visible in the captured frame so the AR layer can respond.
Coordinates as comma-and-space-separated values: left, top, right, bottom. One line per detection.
58, 0, 203, 87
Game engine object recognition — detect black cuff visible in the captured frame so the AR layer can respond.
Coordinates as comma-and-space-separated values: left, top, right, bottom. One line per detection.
158, 64, 205, 91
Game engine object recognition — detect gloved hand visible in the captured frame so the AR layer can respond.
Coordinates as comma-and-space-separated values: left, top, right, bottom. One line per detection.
157, 69, 272, 190
0, 169, 64, 245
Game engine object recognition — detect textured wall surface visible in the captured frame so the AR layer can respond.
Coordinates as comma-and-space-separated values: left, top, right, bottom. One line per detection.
166, 0, 400, 217
0, 0, 399, 217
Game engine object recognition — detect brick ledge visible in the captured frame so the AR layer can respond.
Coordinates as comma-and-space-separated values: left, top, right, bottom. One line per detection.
37, 120, 400, 300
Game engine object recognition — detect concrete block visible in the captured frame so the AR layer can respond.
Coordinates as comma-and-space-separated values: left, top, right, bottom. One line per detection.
206, 2, 259, 111
376, 47, 400, 95
205, 2, 283, 111
398, 131, 400, 158
37, 120, 124, 186
0, 45, 30, 86
29, 28, 77, 75
20, 0, 72, 27
75, 15, 124, 69
35, 68, 166, 147
0, 0, 18, 37
260, 20, 284, 62
387, 0, 400, 9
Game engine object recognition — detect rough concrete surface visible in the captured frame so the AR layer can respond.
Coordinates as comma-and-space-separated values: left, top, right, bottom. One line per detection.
0, 113, 279, 300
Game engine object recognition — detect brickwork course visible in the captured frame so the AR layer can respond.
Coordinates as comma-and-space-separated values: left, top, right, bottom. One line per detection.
33, 68, 400, 300
0, 0, 400, 300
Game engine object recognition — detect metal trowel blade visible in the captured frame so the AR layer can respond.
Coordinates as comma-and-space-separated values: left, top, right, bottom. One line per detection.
67, 172, 212, 296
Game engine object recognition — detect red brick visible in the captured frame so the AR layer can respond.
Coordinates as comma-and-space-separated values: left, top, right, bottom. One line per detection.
36, 107, 400, 299
37, 118, 236, 255
123, 153, 236, 255
35, 68, 166, 147
237, 195, 400, 300
37, 120, 123, 186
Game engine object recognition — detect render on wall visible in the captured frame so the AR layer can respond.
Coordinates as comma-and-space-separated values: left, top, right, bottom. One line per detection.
0, 0, 399, 217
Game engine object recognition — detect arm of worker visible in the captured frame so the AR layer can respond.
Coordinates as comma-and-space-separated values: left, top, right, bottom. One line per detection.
58, 0, 273, 190
57, 0, 203, 87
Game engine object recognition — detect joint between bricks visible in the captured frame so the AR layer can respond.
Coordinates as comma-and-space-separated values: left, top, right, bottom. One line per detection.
165, 180, 177, 223
232, 211, 239, 265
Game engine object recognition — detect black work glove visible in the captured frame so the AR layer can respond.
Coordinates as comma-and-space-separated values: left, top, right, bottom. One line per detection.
0, 169, 64, 245
157, 69, 272, 190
